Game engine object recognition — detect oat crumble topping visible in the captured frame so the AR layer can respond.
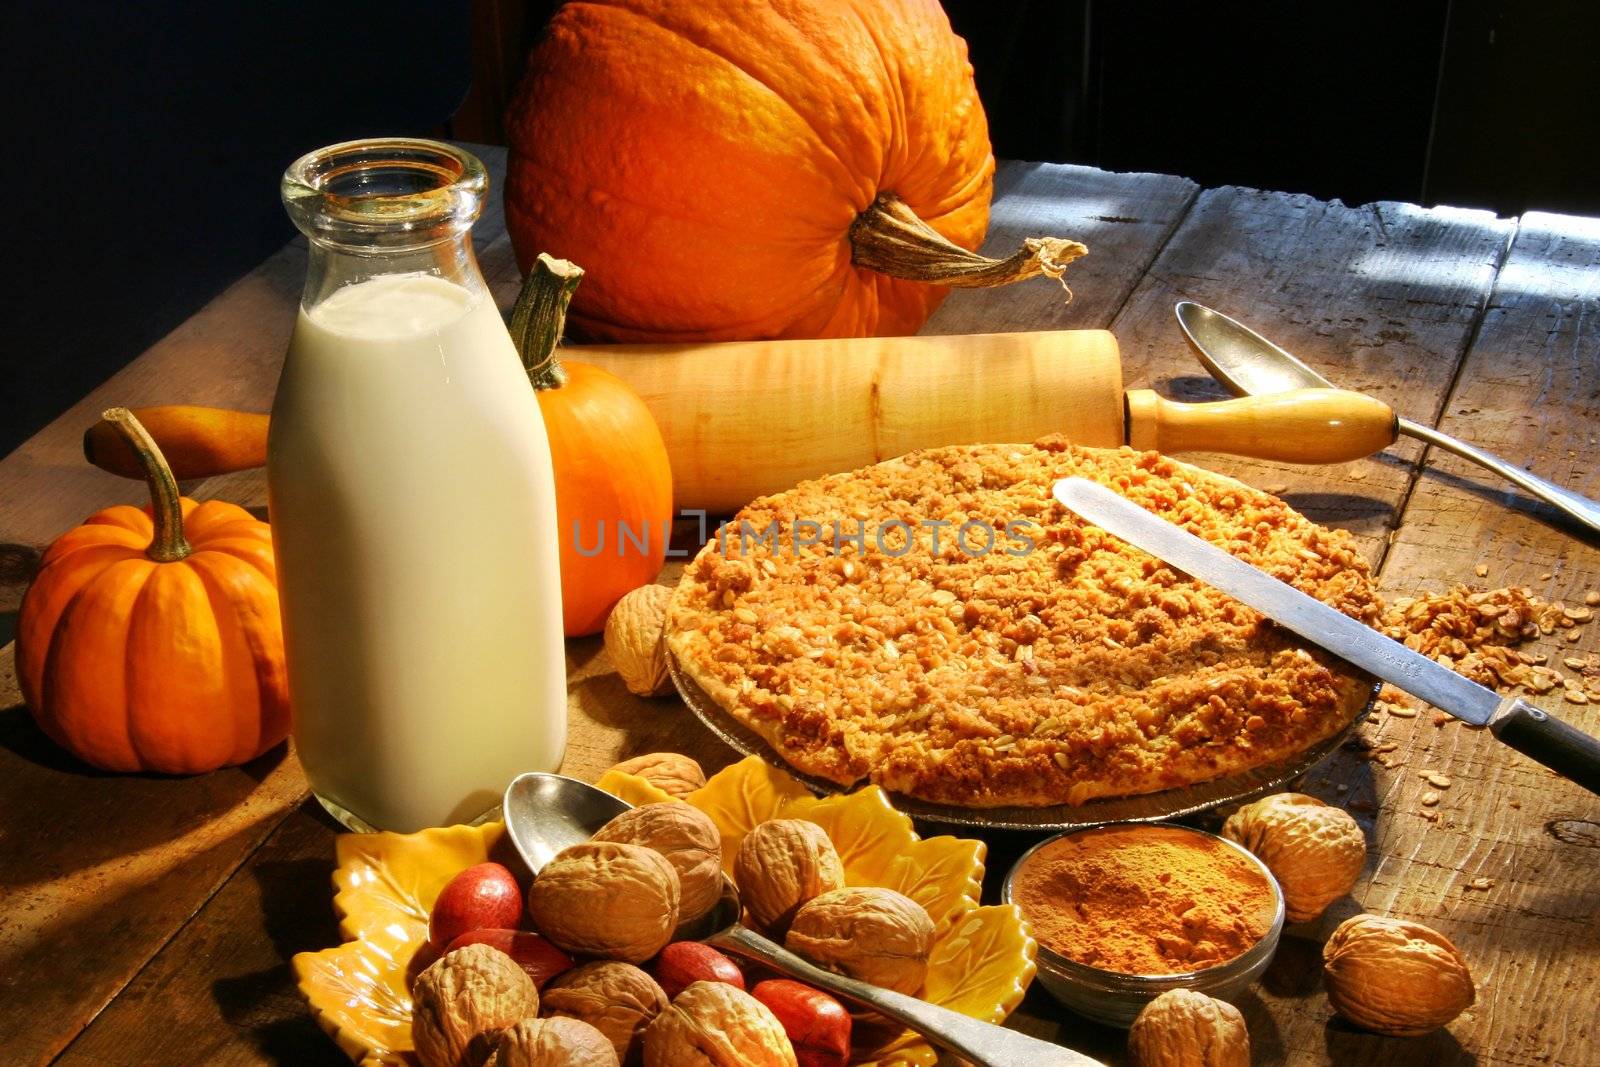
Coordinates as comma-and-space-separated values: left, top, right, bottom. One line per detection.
666, 440, 1379, 807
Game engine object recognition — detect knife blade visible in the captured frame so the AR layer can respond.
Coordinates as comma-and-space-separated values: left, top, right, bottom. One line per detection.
1052, 477, 1600, 795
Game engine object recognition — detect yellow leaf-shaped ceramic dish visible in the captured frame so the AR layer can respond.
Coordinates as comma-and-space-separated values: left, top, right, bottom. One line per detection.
294, 757, 1036, 1066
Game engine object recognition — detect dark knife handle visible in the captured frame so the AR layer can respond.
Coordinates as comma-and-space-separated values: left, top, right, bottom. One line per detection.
1490, 698, 1600, 796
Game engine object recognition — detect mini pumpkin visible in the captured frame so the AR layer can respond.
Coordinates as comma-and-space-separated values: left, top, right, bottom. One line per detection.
505, 0, 1086, 342
16, 408, 288, 773
511, 254, 674, 636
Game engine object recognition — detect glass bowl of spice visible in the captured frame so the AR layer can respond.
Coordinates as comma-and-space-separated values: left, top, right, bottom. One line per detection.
1002, 821, 1284, 1027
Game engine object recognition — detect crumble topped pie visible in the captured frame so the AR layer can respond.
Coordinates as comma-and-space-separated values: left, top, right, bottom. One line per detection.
665, 439, 1379, 808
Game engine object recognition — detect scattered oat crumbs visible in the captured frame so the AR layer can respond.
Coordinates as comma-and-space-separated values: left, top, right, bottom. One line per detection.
1386, 704, 1419, 719
1421, 791, 1442, 807
1475, 563, 1489, 577
1467, 877, 1495, 892
1379, 583, 1597, 701
1540, 572, 1553, 581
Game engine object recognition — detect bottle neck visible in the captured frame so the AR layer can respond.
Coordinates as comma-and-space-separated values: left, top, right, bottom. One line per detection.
282, 138, 490, 313
300, 232, 487, 314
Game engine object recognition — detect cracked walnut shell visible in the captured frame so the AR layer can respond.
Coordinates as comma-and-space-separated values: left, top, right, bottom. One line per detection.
487, 1017, 619, 1067
643, 981, 798, 1067
1322, 914, 1475, 1035
734, 819, 846, 933
1127, 989, 1250, 1067
785, 886, 934, 995
593, 802, 724, 922
608, 752, 707, 798
411, 943, 539, 1067
606, 584, 674, 696
540, 961, 668, 1064
1223, 792, 1366, 923
527, 842, 680, 962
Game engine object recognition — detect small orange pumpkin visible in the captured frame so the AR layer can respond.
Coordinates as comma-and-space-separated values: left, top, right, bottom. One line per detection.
505, 0, 1086, 342
512, 254, 674, 636
16, 409, 289, 774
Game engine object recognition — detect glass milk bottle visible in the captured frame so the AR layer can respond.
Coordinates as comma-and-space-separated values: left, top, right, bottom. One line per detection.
270, 139, 566, 832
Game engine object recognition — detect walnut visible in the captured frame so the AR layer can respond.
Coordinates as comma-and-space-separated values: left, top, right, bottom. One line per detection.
785, 886, 934, 995
487, 1017, 619, 1067
733, 819, 846, 933
1127, 989, 1250, 1067
593, 803, 724, 922
541, 961, 668, 1065
527, 842, 680, 962
1222, 792, 1366, 923
411, 944, 539, 1067
608, 752, 708, 798
1322, 914, 1475, 1035
606, 585, 674, 696
643, 981, 798, 1067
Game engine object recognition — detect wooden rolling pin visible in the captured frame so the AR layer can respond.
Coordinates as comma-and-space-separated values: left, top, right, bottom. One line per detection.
84, 331, 1396, 512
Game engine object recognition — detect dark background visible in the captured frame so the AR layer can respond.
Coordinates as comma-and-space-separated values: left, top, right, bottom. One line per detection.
4, 0, 1597, 459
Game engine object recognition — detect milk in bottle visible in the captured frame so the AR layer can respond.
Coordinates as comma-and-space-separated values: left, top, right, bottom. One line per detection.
269, 140, 566, 832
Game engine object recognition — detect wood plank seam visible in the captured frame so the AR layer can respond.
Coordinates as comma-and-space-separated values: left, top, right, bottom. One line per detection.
1369, 217, 1521, 576
1099, 181, 1204, 325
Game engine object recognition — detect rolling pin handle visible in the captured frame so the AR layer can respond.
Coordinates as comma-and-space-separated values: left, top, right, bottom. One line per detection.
1125, 387, 1398, 464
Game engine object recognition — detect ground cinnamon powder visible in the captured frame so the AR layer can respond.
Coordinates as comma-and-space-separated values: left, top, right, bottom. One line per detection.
1011, 824, 1277, 975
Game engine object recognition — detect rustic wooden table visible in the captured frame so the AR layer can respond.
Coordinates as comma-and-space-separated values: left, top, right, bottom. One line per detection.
2, 146, 1597, 1067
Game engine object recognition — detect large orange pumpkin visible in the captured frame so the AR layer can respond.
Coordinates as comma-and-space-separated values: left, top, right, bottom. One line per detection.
16, 409, 289, 774
505, 0, 1084, 342
512, 254, 674, 635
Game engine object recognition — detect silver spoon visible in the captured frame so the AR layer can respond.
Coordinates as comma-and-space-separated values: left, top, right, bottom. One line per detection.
502, 772, 1103, 1067
1175, 301, 1600, 538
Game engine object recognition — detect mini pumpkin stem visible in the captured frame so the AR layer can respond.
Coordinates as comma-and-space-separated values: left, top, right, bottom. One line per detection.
100, 407, 191, 562
848, 192, 1088, 295
510, 252, 584, 391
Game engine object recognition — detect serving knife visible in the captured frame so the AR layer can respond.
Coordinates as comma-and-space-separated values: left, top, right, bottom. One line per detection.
1052, 477, 1600, 795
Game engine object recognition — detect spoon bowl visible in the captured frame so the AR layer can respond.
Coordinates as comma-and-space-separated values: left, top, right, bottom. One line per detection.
502, 771, 630, 875
1174, 300, 1333, 394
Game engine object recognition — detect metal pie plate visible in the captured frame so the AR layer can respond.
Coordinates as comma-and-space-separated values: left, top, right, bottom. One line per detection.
669, 649, 1375, 831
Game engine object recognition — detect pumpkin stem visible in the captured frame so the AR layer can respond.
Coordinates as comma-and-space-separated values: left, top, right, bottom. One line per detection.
510, 253, 584, 391
100, 407, 191, 562
848, 192, 1088, 295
